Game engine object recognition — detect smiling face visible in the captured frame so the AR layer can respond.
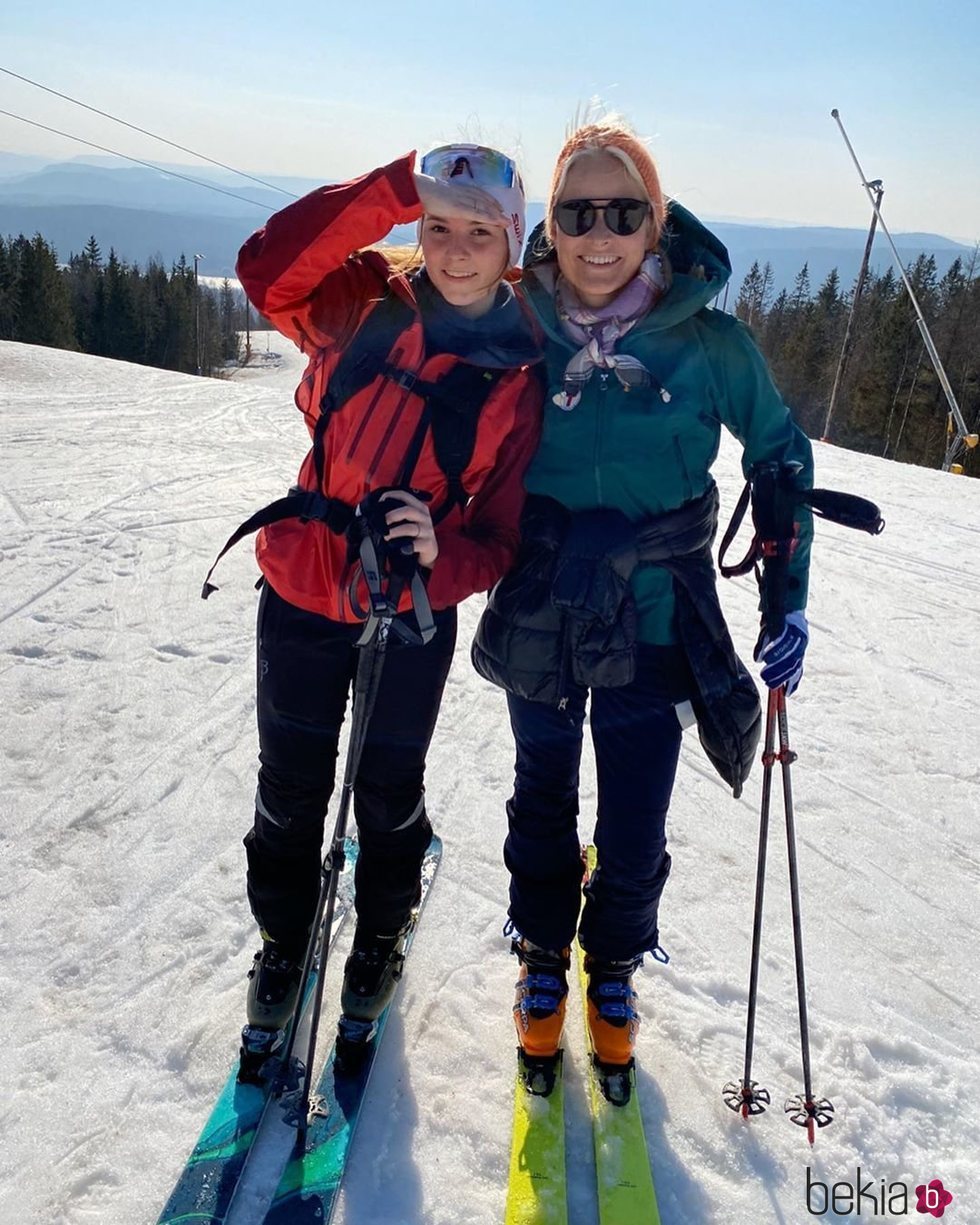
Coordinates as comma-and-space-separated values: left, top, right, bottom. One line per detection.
552, 150, 654, 309
420, 215, 509, 318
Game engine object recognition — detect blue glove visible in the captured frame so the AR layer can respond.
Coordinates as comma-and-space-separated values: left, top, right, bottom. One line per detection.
755, 610, 809, 696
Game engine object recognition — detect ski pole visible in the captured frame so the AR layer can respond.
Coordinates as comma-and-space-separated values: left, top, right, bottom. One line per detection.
722, 687, 778, 1119
279, 615, 392, 1140
776, 687, 834, 1143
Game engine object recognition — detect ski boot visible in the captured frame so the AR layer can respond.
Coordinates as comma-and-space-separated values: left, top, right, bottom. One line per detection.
238, 941, 302, 1084
512, 939, 571, 1097
584, 954, 641, 1106
335, 921, 412, 1072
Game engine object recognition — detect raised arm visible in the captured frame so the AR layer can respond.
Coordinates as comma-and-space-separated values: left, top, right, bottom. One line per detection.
236, 154, 424, 350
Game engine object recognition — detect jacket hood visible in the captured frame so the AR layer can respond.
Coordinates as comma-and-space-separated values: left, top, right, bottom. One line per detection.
521, 200, 731, 336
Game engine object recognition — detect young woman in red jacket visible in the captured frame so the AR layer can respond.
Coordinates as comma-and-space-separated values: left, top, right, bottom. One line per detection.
231, 146, 542, 1050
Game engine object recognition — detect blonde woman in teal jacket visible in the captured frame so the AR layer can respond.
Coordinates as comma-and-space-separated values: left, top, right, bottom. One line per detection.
473, 118, 813, 1097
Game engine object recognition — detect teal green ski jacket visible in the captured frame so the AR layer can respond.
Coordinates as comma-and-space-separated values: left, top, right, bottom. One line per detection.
519, 203, 814, 644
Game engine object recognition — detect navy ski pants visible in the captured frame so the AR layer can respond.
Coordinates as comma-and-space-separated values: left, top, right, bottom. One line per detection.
504, 646, 688, 961
245, 583, 456, 957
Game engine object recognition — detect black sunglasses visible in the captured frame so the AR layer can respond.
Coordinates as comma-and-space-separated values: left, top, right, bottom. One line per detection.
553, 198, 651, 237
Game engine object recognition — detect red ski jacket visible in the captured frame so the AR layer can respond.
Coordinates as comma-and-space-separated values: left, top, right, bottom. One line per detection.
236, 154, 543, 621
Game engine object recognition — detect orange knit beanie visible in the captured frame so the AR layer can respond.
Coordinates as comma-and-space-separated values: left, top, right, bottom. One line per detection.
546, 122, 666, 247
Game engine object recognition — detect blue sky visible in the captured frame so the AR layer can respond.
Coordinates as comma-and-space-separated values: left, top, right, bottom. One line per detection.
3, 0, 979, 242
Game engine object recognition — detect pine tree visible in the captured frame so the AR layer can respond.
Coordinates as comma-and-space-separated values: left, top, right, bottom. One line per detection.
101, 249, 139, 361
141, 259, 170, 367
199, 287, 222, 375
767, 262, 814, 421
14, 233, 76, 349
67, 239, 103, 352
735, 261, 763, 326
815, 268, 842, 317
83, 235, 102, 270
164, 256, 196, 373
0, 236, 16, 340
219, 278, 241, 364
762, 288, 789, 356
759, 262, 775, 317
790, 262, 811, 311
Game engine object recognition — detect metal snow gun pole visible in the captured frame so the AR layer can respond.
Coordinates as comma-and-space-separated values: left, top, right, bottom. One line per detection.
830, 108, 978, 473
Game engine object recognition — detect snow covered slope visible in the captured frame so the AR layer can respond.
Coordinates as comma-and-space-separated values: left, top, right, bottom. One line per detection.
1, 338, 978, 1224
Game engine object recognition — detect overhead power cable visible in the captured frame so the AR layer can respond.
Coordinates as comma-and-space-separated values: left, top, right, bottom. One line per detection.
0, 65, 298, 199
0, 108, 271, 210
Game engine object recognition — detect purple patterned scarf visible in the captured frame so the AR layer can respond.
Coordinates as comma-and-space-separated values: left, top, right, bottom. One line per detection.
554, 253, 669, 410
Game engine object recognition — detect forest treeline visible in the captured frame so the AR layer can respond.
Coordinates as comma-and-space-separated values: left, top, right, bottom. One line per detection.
0, 233, 244, 376
734, 251, 980, 476
2, 229, 978, 476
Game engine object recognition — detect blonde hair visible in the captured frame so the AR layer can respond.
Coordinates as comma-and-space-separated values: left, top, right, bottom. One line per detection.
378, 243, 425, 278
545, 118, 667, 248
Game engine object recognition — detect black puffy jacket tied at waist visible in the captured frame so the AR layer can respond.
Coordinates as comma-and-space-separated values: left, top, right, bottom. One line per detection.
471, 484, 761, 797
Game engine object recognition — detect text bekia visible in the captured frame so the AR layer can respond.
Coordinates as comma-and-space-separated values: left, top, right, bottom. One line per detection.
806, 1168, 954, 1217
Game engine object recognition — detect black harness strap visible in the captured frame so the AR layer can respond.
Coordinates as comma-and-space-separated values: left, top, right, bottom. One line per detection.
345, 492, 436, 645
201, 490, 353, 599
427, 365, 504, 523
717, 479, 757, 580
314, 292, 418, 491
349, 531, 435, 647
392, 363, 504, 524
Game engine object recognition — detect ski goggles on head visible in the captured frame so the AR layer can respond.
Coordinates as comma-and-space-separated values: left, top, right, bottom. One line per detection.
420, 144, 518, 189
552, 198, 651, 237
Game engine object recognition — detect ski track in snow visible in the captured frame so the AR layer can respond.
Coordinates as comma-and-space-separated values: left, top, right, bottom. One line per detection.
1, 337, 979, 1224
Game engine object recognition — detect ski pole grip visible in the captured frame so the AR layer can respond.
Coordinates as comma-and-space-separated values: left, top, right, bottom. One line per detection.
803, 489, 884, 535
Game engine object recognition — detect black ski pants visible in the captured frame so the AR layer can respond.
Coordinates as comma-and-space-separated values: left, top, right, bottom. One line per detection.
504, 645, 689, 962
245, 582, 456, 958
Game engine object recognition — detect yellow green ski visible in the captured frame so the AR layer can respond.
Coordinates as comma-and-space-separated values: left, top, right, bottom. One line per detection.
504, 845, 660, 1224
575, 844, 660, 1225
504, 1064, 567, 1225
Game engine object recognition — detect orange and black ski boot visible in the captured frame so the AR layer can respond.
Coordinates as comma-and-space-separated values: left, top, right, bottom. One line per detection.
585, 954, 642, 1106
512, 939, 571, 1096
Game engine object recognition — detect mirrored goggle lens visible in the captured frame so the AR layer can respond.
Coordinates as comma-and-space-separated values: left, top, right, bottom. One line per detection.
420, 144, 516, 189
553, 199, 650, 237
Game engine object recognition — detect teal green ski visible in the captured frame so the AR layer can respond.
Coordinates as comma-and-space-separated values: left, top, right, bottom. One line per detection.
157, 835, 441, 1224
260, 836, 441, 1222
156, 840, 359, 1223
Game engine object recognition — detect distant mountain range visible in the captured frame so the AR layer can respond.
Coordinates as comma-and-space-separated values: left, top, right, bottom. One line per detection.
1, 155, 974, 296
